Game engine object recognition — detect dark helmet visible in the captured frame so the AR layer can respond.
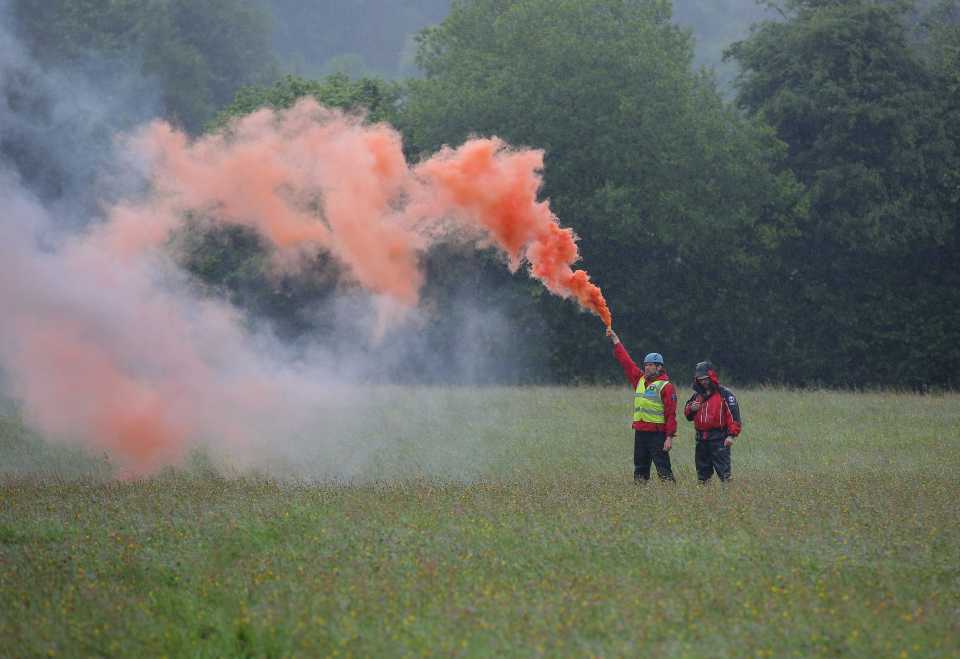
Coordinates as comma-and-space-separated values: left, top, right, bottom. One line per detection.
694, 361, 714, 379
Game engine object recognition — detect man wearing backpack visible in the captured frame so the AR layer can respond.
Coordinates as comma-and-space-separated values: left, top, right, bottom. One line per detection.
683, 361, 742, 482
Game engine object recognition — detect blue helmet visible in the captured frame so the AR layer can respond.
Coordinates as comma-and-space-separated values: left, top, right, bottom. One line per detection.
643, 352, 664, 365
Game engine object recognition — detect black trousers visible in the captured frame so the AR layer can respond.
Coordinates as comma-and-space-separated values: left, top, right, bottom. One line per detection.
695, 438, 731, 482
634, 430, 674, 481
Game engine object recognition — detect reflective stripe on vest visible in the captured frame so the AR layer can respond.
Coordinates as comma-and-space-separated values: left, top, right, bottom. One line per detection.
634, 377, 668, 424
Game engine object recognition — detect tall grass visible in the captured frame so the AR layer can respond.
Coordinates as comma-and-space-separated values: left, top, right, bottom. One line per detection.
1, 387, 957, 656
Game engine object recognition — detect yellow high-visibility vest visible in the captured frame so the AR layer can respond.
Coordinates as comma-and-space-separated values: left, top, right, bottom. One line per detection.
634, 377, 668, 424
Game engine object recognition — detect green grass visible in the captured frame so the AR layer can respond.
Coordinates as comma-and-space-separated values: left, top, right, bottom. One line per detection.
1, 388, 958, 657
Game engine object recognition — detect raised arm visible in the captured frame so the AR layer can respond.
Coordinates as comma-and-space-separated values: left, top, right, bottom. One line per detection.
607, 328, 641, 389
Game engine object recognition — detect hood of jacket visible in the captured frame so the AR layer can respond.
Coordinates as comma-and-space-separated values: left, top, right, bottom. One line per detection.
691, 364, 720, 396
648, 369, 671, 384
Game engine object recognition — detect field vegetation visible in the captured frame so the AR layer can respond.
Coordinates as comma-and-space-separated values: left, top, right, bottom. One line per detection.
1, 387, 957, 656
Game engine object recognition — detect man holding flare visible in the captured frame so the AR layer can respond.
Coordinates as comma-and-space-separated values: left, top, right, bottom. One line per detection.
606, 327, 677, 482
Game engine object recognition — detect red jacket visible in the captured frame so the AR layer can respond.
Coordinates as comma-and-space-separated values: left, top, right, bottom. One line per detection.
613, 343, 677, 437
682, 365, 742, 441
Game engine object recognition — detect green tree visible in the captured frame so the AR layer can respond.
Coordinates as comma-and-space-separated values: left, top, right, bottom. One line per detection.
402, 0, 804, 382
172, 218, 343, 341
727, 0, 959, 386
916, 0, 960, 387
211, 73, 403, 129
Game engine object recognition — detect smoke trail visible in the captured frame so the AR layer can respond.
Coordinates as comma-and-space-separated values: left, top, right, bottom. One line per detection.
101, 99, 611, 326
415, 137, 612, 327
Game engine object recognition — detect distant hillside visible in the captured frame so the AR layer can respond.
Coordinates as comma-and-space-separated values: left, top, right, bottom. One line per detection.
259, 0, 774, 85
256, 0, 450, 78
672, 0, 776, 87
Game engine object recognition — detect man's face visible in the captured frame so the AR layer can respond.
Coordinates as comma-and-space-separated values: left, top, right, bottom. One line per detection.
643, 362, 660, 378
696, 375, 712, 391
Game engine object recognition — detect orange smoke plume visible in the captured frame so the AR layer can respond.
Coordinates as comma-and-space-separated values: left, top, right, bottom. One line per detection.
416, 138, 611, 327
100, 103, 423, 306
2, 100, 613, 476
105, 99, 611, 327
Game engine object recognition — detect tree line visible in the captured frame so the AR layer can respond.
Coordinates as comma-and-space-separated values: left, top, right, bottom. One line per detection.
8, 0, 959, 388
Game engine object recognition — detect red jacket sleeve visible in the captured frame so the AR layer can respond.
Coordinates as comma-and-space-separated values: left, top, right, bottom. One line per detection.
721, 387, 742, 437
613, 343, 641, 389
724, 401, 742, 437
661, 381, 678, 437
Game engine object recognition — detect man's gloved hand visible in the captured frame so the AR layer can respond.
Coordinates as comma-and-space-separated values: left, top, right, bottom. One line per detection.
724, 436, 734, 448
605, 327, 620, 344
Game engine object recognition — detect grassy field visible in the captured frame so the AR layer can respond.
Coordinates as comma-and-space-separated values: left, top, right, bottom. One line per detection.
1, 387, 958, 657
